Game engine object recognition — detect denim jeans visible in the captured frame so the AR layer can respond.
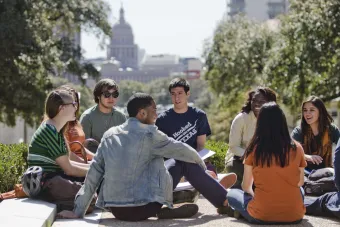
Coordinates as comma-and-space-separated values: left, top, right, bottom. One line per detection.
166, 159, 227, 208
305, 192, 340, 219
227, 189, 303, 224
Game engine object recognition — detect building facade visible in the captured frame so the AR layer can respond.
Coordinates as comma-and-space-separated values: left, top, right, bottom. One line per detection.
107, 7, 139, 70
228, 0, 289, 21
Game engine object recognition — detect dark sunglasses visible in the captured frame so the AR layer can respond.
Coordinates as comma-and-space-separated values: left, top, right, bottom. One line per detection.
63, 101, 78, 108
102, 91, 119, 98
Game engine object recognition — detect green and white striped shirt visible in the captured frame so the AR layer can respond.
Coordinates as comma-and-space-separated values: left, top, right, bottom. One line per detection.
28, 122, 68, 173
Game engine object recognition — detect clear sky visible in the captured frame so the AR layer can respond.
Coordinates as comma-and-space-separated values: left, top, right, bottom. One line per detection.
82, 0, 227, 59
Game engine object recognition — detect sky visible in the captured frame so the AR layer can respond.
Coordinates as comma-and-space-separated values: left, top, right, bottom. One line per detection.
82, 0, 227, 59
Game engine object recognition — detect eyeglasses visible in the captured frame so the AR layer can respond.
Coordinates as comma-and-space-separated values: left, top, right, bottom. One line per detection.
102, 91, 119, 98
63, 101, 78, 109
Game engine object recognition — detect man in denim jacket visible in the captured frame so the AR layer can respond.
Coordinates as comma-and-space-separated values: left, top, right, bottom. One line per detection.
58, 93, 236, 221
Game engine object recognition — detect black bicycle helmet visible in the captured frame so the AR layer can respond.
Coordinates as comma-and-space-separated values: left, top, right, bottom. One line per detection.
21, 166, 43, 198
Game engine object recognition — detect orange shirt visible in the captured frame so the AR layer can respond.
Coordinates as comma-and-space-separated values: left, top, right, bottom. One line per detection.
244, 142, 307, 222
65, 123, 86, 158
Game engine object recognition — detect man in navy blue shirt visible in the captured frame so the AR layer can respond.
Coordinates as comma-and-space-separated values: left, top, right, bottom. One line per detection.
156, 78, 219, 204
156, 78, 211, 153
304, 138, 340, 219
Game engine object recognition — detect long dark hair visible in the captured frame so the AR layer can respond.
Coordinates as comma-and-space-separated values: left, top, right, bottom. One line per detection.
241, 87, 277, 113
245, 102, 296, 167
241, 90, 255, 113
300, 96, 333, 138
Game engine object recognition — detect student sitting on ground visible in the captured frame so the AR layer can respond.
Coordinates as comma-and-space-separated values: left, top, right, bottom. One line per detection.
57, 93, 237, 221
227, 102, 306, 224
226, 87, 277, 188
292, 96, 340, 195
304, 138, 340, 219
26, 89, 94, 212
58, 85, 95, 162
292, 96, 340, 170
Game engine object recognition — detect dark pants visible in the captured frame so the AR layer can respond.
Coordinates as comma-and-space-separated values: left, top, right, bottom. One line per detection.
110, 202, 162, 221
225, 157, 243, 189
228, 189, 303, 224
110, 159, 228, 221
40, 173, 96, 213
305, 192, 340, 219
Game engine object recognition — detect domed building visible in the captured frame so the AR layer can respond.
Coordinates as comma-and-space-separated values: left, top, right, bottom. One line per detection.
107, 7, 139, 70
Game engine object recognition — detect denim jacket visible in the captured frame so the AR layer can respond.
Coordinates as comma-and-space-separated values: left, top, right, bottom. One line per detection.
74, 118, 206, 217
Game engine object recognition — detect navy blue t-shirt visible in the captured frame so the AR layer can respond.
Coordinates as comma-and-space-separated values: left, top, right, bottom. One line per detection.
156, 106, 211, 150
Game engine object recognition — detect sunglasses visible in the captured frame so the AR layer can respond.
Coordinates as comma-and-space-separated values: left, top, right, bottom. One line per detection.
102, 91, 119, 98
63, 101, 78, 108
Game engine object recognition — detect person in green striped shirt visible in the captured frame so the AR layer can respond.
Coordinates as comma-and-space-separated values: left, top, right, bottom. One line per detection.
27, 89, 93, 212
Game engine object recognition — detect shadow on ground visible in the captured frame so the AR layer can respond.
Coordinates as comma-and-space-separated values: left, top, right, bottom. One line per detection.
98, 197, 339, 227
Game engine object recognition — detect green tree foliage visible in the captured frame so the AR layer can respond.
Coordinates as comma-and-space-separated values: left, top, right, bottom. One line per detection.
146, 78, 172, 105
265, 0, 340, 112
50, 76, 95, 115
204, 16, 277, 107
116, 80, 146, 106
0, 0, 111, 126
207, 93, 245, 142
0, 143, 28, 192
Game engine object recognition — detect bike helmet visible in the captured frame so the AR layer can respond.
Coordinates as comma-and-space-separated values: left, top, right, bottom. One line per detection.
21, 166, 43, 198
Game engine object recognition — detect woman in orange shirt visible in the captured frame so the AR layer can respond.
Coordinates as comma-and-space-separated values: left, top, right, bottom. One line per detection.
58, 85, 95, 162
227, 102, 306, 224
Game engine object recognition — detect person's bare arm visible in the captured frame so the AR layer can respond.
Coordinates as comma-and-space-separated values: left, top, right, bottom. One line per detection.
241, 164, 254, 197
69, 151, 85, 163
196, 135, 206, 152
56, 155, 89, 177
84, 148, 95, 159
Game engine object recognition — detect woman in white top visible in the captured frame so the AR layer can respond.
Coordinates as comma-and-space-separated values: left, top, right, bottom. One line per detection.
225, 87, 277, 188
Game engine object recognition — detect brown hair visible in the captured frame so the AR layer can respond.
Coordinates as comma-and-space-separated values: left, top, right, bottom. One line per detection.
93, 79, 118, 103
300, 96, 333, 155
45, 90, 73, 119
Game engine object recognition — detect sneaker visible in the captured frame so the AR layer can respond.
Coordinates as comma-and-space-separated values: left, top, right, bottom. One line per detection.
173, 189, 199, 204
218, 173, 237, 189
217, 204, 241, 219
158, 204, 199, 219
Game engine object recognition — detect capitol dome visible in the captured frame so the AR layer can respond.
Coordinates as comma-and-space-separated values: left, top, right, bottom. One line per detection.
107, 6, 139, 70
111, 7, 134, 45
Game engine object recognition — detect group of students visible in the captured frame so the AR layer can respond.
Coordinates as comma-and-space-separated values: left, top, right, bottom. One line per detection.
22, 78, 340, 224
226, 87, 340, 223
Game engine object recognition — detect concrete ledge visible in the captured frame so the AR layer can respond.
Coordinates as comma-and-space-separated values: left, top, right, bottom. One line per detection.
0, 198, 56, 227
52, 209, 102, 227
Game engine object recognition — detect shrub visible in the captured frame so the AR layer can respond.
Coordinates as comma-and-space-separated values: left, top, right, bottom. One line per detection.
0, 143, 28, 192
205, 140, 229, 173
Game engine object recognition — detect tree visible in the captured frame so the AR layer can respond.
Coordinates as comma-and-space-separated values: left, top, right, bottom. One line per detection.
204, 16, 277, 108
146, 78, 172, 105
116, 80, 146, 106
265, 0, 340, 112
0, 0, 111, 126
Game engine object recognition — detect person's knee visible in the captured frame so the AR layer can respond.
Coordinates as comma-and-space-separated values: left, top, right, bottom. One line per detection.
227, 189, 242, 206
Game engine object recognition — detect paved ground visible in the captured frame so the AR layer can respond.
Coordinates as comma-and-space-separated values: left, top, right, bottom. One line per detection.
98, 196, 339, 227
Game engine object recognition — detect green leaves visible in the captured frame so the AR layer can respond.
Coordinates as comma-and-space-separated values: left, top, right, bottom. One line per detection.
0, 143, 28, 192
204, 16, 276, 107
265, 0, 340, 112
0, 0, 111, 126
205, 0, 340, 115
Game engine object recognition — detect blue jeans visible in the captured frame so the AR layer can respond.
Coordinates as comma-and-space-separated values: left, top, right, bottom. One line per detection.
166, 159, 227, 208
305, 192, 340, 219
227, 189, 303, 224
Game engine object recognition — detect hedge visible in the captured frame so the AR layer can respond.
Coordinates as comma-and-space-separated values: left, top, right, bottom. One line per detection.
205, 140, 228, 173
0, 143, 28, 192
0, 141, 229, 192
